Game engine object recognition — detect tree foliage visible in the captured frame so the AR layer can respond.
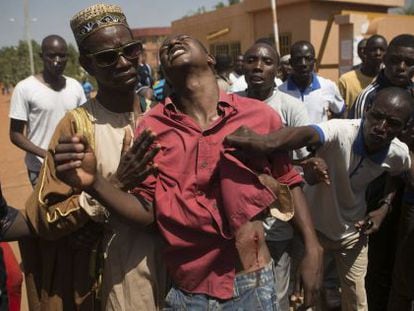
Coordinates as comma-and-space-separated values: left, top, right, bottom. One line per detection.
215, 2, 225, 9
0, 40, 84, 86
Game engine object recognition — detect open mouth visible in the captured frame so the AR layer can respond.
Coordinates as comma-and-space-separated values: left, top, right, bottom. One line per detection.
168, 45, 186, 61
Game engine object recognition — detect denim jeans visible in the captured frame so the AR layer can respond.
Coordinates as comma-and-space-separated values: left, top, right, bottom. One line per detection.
163, 261, 278, 310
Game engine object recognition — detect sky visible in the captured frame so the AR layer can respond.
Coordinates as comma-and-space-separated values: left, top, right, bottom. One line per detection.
0, 0, 221, 48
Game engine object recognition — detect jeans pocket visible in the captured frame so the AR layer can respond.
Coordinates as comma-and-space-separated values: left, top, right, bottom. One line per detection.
163, 287, 189, 310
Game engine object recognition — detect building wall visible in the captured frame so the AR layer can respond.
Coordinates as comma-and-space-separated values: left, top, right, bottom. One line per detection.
172, 3, 254, 57
171, 0, 406, 81
367, 15, 414, 42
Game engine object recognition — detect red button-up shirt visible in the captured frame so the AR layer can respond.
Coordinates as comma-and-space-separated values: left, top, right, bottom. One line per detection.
133, 92, 302, 299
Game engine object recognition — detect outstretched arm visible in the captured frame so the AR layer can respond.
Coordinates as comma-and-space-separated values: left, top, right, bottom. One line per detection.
225, 125, 322, 155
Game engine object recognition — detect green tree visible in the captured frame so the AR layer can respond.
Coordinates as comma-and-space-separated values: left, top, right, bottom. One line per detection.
215, 2, 225, 9
0, 40, 84, 86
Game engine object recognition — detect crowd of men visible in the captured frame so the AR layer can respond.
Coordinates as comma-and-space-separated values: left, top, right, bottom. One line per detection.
0, 3, 413, 311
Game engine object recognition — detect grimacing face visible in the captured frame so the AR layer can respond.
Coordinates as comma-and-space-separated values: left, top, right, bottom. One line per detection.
159, 34, 212, 80
244, 44, 277, 90
383, 46, 414, 87
363, 97, 407, 151
81, 25, 139, 91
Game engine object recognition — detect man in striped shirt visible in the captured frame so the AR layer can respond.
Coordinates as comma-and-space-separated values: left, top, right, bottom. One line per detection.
349, 34, 414, 119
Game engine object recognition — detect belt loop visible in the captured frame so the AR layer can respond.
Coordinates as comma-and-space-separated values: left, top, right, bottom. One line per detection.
233, 277, 240, 298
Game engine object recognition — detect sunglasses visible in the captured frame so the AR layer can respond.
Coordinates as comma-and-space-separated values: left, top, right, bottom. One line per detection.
86, 41, 143, 68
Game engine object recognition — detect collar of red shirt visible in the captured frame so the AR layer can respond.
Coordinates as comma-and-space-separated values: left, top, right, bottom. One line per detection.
163, 91, 237, 119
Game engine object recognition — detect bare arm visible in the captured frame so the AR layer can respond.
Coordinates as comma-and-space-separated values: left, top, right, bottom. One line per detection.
290, 185, 323, 308
225, 125, 321, 155
86, 175, 154, 226
9, 119, 47, 158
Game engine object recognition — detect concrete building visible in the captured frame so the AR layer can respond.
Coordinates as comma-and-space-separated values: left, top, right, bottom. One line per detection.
131, 27, 171, 72
171, 0, 412, 80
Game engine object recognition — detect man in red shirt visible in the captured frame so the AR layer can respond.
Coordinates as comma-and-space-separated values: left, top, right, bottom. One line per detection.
54, 34, 322, 309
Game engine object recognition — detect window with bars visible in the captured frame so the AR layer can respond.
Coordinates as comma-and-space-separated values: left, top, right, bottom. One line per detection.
279, 32, 292, 56
209, 42, 241, 60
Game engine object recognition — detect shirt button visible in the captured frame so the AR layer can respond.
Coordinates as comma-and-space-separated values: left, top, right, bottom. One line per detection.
200, 161, 208, 168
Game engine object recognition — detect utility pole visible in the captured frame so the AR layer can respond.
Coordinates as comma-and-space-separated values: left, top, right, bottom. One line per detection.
24, 0, 35, 75
270, 0, 280, 54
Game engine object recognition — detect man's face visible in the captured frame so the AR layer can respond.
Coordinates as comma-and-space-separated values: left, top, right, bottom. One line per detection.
81, 25, 140, 91
358, 40, 367, 62
290, 44, 315, 81
159, 34, 211, 80
364, 38, 387, 66
234, 55, 244, 75
280, 60, 292, 80
41, 39, 68, 77
383, 46, 414, 87
243, 44, 277, 90
363, 97, 407, 151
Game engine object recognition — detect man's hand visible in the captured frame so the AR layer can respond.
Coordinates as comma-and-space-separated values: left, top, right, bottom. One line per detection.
300, 243, 323, 307
54, 135, 97, 190
355, 205, 388, 235
301, 157, 330, 185
225, 126, 273, 155
110, 129, 161, 191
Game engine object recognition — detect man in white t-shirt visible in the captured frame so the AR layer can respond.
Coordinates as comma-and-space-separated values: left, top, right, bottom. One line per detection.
9, 35, 85, 187
226, 87, 413, 311
278, 40, 345, 124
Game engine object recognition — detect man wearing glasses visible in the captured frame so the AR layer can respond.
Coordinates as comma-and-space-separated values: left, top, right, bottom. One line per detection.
14, 5, 166, 310
9, 35, 86, 188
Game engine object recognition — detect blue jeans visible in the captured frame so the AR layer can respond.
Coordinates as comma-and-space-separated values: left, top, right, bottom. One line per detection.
163, 261, 278, 310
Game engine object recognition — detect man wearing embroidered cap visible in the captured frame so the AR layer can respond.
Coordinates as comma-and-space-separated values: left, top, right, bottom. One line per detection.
17, 3, 166, 310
